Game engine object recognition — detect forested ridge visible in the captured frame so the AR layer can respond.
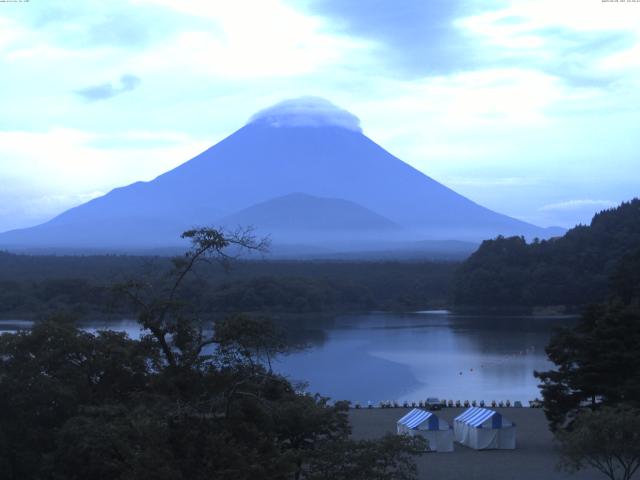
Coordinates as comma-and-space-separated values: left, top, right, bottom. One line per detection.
4, 199, 639, 316
0, 254, 455, 318
453, 199, 640, 307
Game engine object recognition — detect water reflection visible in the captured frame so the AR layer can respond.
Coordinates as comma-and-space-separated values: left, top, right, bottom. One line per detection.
0, 320, 34, 334
0, 311, 575, 405
274, 311, 576, 404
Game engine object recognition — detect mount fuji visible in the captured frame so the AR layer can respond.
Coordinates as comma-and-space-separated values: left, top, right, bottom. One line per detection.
0, 97, 562, 255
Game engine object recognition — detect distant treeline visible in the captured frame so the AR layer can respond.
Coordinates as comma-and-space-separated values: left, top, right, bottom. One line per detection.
453, 199, 640, 307
0, 254, 456, 318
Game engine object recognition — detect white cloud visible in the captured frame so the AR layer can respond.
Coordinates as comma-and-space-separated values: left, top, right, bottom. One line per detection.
0, 16, 27, 52
0, 190, 105, 232
531, 198, 623, 227
129, 0, 369, 79
597, 42, 640, 79
358, 67, 586, 134
0, 128, 210, 231
22, 191, 105, 216
0, 128, 209, 187
446, 176, 539, 187
459, 0, 640, 40
6, 43, 90, 62
0, 0, 637, 233
0, 14, 103, 62
539, 199, 616, 211
457, 0, 640, 85
248, 96, 362, 132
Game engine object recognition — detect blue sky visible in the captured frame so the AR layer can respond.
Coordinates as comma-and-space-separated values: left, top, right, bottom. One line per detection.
0, 0, 638, 232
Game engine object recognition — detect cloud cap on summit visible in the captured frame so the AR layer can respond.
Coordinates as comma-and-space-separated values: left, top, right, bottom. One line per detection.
248, 97, 362, 133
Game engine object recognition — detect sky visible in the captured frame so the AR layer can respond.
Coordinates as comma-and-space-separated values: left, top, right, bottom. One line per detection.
0, 0, 639, 232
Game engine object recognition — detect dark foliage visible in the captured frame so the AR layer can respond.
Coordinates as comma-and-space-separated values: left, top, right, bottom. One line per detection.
557, 406, 640, 480
0, 255, 455, 318
534, 246, 640, 431
0, 228, 424, 480
0, 320, 361, 480
303, 434, 425, 480
453, 199, 640, 307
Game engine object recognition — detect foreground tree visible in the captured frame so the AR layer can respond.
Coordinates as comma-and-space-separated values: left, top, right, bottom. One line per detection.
535, 303, 640, 430
302, 434, 426, 480
117, 227, 270, 370
535, 249, 640, 431
557, 407, 640, 480
0, 319, 156, 480
535, 249, 640, 480
0, 228, 424, 480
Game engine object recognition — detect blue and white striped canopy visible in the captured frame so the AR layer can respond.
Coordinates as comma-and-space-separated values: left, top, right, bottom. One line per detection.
397, 408, 439, 430
454, 407, 502, 428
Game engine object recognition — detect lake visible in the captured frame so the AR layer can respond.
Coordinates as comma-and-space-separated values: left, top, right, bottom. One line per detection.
0, 311, 575, 405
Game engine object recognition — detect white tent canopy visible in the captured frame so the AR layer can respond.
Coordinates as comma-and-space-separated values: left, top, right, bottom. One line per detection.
454, 407, 516, 450
397, 409, 454, 452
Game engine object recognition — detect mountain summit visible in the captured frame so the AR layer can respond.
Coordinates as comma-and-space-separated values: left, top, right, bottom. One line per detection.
248, 97, 362, 132
0, 97, 562, 254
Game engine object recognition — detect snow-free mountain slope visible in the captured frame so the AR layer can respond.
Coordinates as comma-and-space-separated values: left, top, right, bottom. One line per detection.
220, 193, 399, 234
0, 97, 562, 251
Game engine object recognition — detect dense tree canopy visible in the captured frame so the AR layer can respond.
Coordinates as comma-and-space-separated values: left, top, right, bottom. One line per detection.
557, 406, 640, 480
453, 199, 640, 307
0, 253, 455, 318
0, 228, 425, 480
534, 302, 640, 430
534, 246, 640, 431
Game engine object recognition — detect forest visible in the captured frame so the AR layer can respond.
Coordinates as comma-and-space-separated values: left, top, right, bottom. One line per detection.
3, 199, 640, 319
452, 199, 640, 308
0, 253, 456, 319
2, 204, 640, 479
0, 229, 426, 480
533, 240, 640, 480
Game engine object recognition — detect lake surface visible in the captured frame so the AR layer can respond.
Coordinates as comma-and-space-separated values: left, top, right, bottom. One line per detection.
0, 311, 575, 404
274, 311, 574, 405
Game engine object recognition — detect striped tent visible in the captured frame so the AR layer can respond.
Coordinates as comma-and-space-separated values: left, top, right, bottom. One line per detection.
454, 407, 516, 450
397, 409, 453, 452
